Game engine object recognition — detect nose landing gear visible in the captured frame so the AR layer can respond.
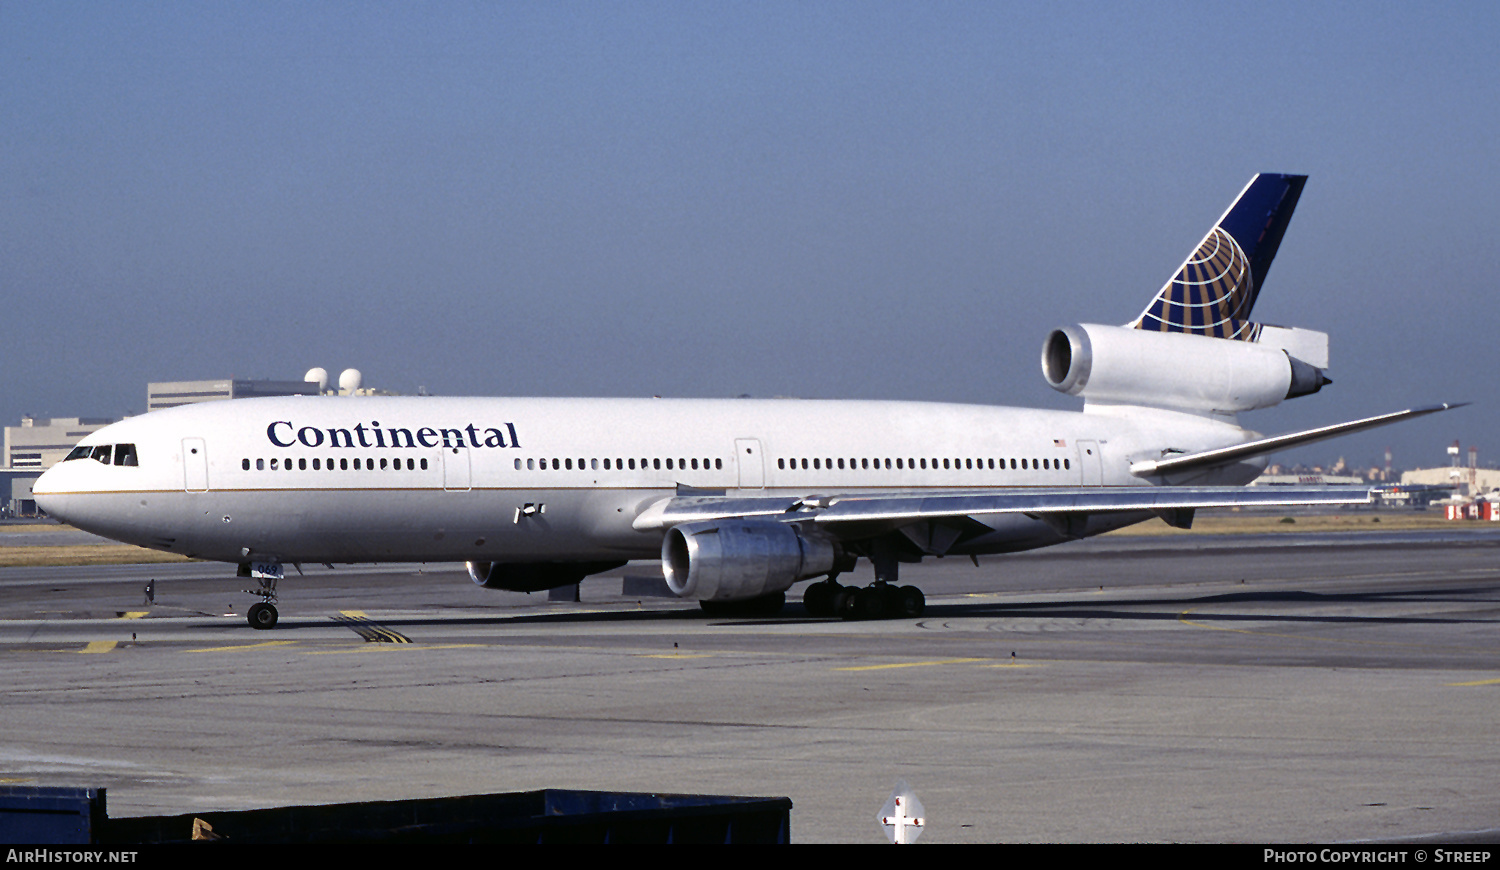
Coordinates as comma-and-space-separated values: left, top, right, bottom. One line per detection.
247, 601, 278, 630
240, 561, 283, 630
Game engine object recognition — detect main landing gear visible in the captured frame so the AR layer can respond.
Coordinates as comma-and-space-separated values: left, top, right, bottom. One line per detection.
803, 543, 925, 620
802, 580, 925, 620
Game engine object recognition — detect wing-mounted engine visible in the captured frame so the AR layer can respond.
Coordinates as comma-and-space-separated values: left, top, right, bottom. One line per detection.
1042, 323, 1329, 414
467, 560, 625, 592
663, 520, 842, 602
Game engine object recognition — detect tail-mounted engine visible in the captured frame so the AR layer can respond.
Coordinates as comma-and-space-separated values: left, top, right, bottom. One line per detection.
1042, 323, 1328, 414
663, 520, 841, 602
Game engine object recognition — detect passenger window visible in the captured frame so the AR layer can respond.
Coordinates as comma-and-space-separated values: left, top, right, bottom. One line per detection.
242, 458, 250, 471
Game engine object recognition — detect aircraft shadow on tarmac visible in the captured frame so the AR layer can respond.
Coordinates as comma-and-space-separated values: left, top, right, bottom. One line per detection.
915, 585, 1500, 627
189, 584, 1500, 633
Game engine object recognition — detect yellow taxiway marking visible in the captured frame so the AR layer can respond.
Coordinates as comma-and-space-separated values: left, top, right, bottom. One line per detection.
835, 657, 989, 672
120, 612, 148, 619
639, 653, 716, 659
1446, 677, 1500, 687
305, 644, 482, 655
340, 610, 369, 618
79, 641, 116, 654
187, 640, 299, 653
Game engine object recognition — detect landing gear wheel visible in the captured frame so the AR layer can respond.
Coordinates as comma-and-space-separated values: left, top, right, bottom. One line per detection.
247, 602, 279, 630
836, 587, 860, 620
802, 581, 840, 618
896, 585, 926, 618
859, 586, 891, 620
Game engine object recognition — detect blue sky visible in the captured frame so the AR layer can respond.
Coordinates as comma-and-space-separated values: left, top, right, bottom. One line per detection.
3, 1, 1495, 470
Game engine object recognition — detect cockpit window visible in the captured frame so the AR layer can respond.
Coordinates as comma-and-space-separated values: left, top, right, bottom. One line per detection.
115, 444, 138, 466
65, 446, 92, 462
89, 445, 113, 465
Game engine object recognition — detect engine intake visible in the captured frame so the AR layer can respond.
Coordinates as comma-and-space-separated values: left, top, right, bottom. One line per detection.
662, 520, 839, 602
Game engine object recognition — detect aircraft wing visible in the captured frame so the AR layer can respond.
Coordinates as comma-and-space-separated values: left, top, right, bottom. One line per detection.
631, 484, 1372, 533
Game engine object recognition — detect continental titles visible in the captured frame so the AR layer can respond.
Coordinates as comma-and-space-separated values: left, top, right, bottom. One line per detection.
266, 420, 521, 450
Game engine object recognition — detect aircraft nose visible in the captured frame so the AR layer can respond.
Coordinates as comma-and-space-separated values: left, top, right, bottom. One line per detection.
32, 466, 62, 515
32, 462, 79, 521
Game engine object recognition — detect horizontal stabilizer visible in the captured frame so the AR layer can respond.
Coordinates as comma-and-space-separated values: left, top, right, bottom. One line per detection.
1128, 403, 1466, 477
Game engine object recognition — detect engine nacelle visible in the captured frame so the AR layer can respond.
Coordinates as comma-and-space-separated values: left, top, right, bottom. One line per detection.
662, 520, 840, 602
467, 560, 625, 592
1041, 323, 1327, 413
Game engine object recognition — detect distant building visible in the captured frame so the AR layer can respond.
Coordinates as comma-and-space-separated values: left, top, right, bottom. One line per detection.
147, 378, 320, 413
1401, 467, 1500, 498
1250, 473, 1366, 486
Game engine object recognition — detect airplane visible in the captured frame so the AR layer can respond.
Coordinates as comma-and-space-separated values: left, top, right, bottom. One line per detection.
33, 174, 1460, 629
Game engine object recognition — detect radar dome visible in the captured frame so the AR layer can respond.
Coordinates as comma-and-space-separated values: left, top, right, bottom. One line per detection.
338, 368, 363, 395
304, 367, 329, 393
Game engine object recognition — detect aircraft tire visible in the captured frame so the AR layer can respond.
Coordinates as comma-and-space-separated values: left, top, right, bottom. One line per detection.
835, 588, 859, 620
896, 585, 926, 618
844, 586, 887, 621
802, 581, 838, 618
247, 602, 279, 630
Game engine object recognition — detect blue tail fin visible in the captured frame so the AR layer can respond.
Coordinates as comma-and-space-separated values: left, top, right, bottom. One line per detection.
1130, 173, 1307, 340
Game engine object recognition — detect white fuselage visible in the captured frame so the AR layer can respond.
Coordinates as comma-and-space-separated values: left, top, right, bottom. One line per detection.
33, 395, 1260, 567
